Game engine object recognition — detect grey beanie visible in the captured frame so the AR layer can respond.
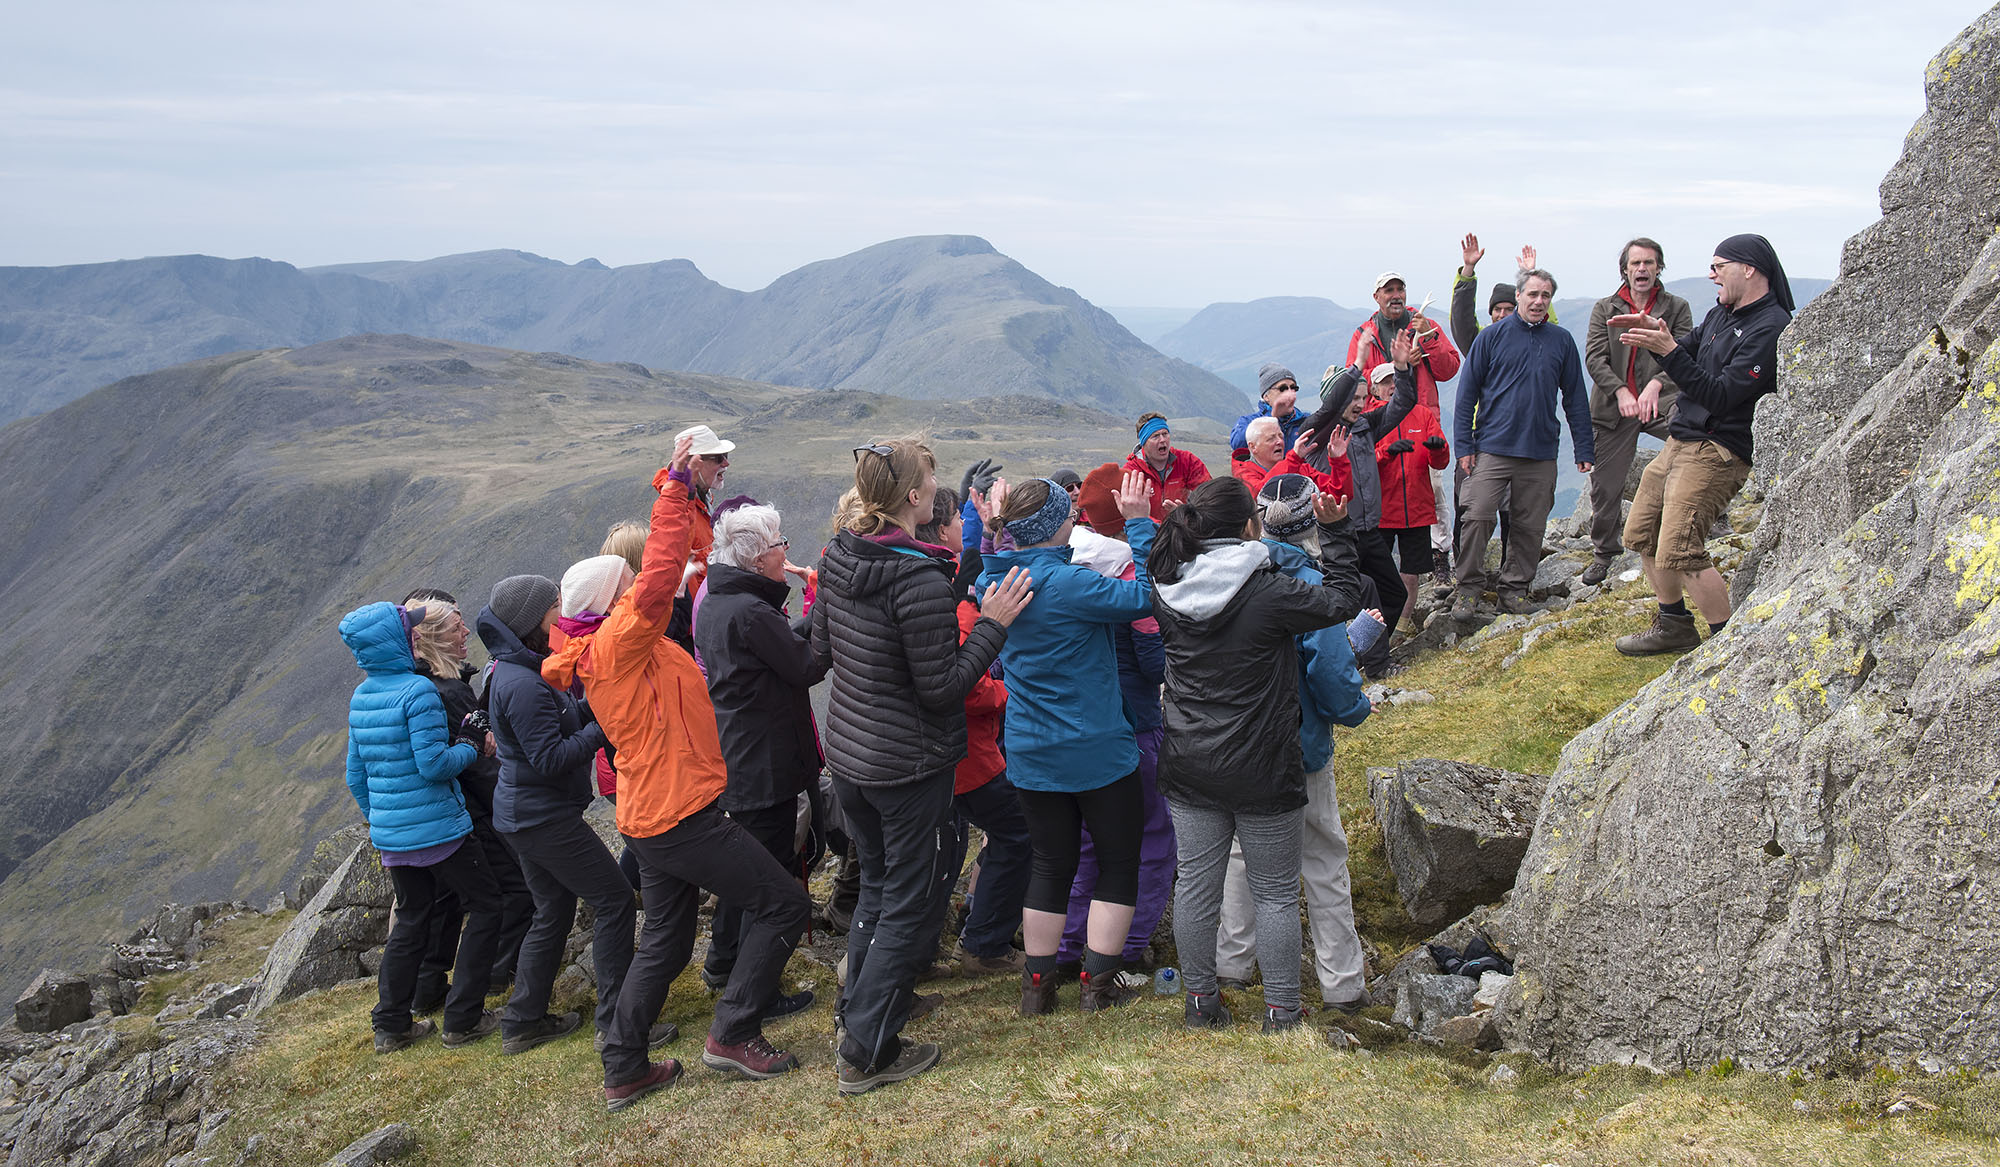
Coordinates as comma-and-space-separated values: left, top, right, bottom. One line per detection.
489, 574, 560, 640
1489, 283, 1517, 312
1257, 362, 1298, 397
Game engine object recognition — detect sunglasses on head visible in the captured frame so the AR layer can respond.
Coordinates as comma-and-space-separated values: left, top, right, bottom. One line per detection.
853, 443, 894, 462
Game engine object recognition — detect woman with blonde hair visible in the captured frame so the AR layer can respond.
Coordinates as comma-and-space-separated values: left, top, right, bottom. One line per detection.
812, 436, 1033, 1094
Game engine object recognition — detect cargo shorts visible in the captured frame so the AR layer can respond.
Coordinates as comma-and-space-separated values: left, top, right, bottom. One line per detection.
1622, 437, 1749, 573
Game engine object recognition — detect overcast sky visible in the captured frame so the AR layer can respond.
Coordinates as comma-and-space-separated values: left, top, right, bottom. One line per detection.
2, 1, 1985, 308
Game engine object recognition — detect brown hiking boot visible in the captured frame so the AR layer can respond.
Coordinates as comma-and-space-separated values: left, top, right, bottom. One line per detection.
1079, 968, 1138, 1013
1616, 610, 1701, 656
1019, 970, 1060, 1016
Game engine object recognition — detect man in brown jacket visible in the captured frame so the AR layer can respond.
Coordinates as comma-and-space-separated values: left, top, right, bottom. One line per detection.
1581, 238, 1694, 586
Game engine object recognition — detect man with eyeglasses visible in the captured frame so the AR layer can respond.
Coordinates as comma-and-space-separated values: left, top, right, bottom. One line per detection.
1608, 235, 1795, 656
665, 423, 735, 653
1581, 239, 1694, 588
1450, 268, 1595, 622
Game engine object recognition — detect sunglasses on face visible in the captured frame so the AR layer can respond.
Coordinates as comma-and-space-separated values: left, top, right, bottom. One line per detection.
700, 453, 729, 463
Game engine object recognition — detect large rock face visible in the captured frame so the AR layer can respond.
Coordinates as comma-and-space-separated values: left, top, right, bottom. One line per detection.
1501, 6, 2000, 1073
1369, 760, 1545, 929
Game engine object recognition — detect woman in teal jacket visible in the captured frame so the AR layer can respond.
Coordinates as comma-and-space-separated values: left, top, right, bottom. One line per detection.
341, 600, 504, 1053
977, 472, 1154, 1015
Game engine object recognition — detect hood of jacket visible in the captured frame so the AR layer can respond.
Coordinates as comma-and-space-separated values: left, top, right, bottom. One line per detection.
1067, 527, 1134, 578
707, 561, 791, 609
474, 605, 546, 671
819, 528, 952, 603
1261, 538, 1321, 583
1155, 540, 1270, 621
341, 601, 417, 676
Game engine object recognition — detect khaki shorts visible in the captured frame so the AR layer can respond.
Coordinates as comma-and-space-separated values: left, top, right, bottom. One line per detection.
1623, 437, 1749, 572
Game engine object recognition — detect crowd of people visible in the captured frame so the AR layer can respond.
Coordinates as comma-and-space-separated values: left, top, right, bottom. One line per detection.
338, 232, 1795, 1112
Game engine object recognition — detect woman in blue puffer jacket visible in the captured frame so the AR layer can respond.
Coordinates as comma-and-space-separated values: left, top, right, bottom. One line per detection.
341, 600, 504, 1053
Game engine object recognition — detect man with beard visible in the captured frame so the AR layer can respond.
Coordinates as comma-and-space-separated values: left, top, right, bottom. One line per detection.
1582, 238, 1693, 587
1347, 272, 1460, 411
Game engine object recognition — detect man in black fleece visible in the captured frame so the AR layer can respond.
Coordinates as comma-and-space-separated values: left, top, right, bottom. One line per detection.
1608, 234, 1795, 655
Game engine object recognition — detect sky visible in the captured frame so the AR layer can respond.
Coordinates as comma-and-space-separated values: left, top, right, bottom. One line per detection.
1, 0, 1986, 309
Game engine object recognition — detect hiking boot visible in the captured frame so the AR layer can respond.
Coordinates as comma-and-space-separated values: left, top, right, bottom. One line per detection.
959, 948, 1027, 976
1019, 970, 1060, 1016
500, 1010, 582, 1056
1324, 992, 1372, 1016
762, 989, 816, 1021
605, 1059, 682, 1112
1079, 968, 1138, 1013
595, 1020, 680, 1053
702, 1032, 799, 1080
1498, 593, 1531, 615
440, 1010, 500, 1048
920, 957, 960, 982
1262, 1003, 1307, 1033
1216, 975, 1253, 993
904, 990, 943, 1023
699, 966, 730, 993
838, 1041, 942, 1095
1616, 610, 1701, 657
1184, 991, 1233, 1030
1580, 560, 1610, 587
374, 1018, 435, 1054
1450, 591, 1479, 623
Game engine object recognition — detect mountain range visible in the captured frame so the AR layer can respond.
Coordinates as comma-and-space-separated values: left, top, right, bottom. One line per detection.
0, 333, 1233, 1000
0, 236, 1249, 427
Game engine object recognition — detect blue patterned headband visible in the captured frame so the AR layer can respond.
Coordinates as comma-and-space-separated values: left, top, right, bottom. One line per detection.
1005, 479, 1074, 546
1135, 416, 1170, 449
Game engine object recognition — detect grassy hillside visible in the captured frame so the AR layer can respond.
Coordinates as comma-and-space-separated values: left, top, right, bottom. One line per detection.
191, 583, 2000, 1164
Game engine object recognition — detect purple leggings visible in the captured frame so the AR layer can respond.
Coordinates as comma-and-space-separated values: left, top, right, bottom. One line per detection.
1058, 726, 1174, 962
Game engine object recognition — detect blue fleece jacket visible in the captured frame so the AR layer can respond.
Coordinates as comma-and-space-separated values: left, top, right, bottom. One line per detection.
978, 517, 1155, 792
1454, 312, 1595, 465
1228, 401, 1308, 453
341, 601, 476, 853
1264, 541, 1372, 771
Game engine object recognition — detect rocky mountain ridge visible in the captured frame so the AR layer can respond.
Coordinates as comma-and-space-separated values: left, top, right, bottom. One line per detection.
0, 236, 1248, 426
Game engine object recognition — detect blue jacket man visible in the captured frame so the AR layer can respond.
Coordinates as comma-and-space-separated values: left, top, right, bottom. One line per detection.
1450, 269, 1596, 617
1229, 363, 1308, 453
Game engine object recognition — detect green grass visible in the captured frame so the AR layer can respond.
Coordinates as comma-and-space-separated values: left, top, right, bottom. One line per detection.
189, 584, 2000, 1165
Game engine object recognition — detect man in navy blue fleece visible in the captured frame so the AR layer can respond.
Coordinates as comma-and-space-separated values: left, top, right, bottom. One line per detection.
1450, 269, 1595, 620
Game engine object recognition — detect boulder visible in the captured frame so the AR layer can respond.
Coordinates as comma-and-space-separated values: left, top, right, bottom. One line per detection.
1369, 760, 1546, 928
1434, 1011, 1501, 1051
325, 1123, 417, 1166
13, 969, 91, 1033
250, 841, 392, 1013
287, 824, 371, 910
1390, 973, 1477, 1037
3, 1023, 253, 1167
1501, 5, 2000, 1073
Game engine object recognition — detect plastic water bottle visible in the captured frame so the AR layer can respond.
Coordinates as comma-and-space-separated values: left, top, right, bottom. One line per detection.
1153, 967, 1179, 995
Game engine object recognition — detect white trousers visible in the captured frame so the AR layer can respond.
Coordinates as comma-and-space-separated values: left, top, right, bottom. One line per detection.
1214, 761, 1366, 1004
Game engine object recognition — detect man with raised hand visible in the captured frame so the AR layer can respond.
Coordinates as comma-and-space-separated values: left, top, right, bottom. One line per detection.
1582, 238, 1694, 587
1451, 268, 1595, 620
1609, 234, 1795, 656
1230, 364, 1307, 456
1348, 272, 1460, 412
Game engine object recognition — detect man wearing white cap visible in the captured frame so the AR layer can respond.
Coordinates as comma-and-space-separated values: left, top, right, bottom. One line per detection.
1345, 272, 1460, 413
665, 424, 735, 653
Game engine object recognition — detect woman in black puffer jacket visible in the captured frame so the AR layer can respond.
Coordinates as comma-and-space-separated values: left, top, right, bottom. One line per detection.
810, 436, 1033, 1094
1149, 478, 1365, 1034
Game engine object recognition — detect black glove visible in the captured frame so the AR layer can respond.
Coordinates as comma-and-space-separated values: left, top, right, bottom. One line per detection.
1385, 438, 1415, 456
959, 458, 1002, 500
1423, 435, 1447, 451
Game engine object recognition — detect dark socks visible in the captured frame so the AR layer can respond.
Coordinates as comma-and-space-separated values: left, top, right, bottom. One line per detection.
1659, 599, 1690, 617
1708, 617, 1728, 634
1082, 948, 1121, 979
1026, 953, 1058, 977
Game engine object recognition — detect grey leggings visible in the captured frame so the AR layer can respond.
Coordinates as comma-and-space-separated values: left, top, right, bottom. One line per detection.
1168, 799, 1304, 1009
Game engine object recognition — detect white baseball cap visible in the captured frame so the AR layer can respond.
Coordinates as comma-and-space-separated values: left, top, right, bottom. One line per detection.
1370, 362, 1396, 384
675, 424, 735, 456
1372, 271, 1406, 292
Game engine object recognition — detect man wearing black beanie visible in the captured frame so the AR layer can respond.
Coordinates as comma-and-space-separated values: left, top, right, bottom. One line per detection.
1608, 234, 1795, 656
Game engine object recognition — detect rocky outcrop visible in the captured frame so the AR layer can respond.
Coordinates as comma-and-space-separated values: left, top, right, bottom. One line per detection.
12, 972, 90, 1035
1369, 760, 1546, 929
1502, 5, 2000, 1073
250, 842, 392, 1014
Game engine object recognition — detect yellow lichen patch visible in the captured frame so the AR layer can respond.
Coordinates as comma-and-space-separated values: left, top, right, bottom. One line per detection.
1690, 696, 1708, 714
1876, 567, 1896, 588
1944, 513, 2000, 609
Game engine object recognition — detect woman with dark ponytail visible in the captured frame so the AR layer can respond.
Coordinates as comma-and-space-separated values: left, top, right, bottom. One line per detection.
978, 469, 1158, 1016
1149, 477, 1367, 1033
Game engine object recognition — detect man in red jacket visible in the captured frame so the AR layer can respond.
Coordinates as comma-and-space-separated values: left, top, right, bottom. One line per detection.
1347, 273, 1461, 412
1122, 413, 1212, 520
1371, 363, 1452, 625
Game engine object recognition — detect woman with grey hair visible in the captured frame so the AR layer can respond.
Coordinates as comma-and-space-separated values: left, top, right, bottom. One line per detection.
691, 503, 825, 1016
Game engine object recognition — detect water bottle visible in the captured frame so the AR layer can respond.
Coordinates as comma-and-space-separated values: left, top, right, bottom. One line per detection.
1153, 967, 1179, 995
